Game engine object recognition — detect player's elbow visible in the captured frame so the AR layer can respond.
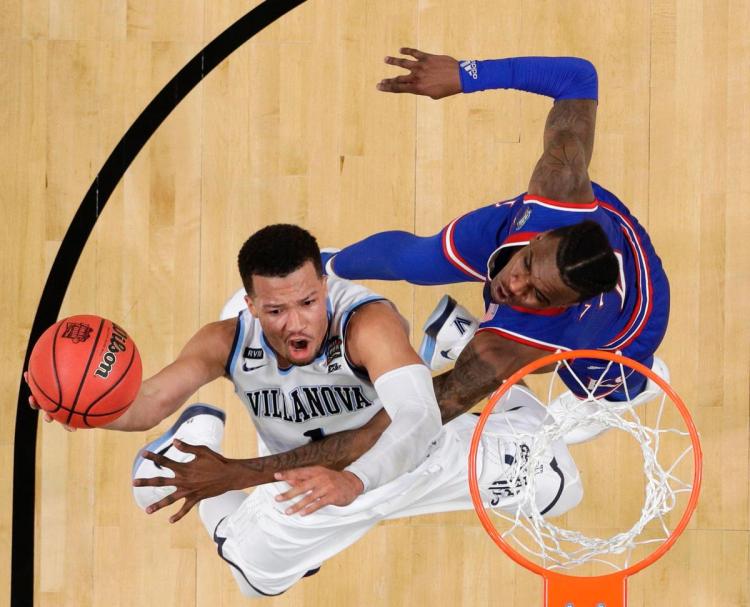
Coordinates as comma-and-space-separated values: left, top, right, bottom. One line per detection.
573, 58, 597, 77
557, 58, 598, 101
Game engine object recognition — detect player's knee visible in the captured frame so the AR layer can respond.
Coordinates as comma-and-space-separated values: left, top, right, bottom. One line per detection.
227, 566, 290, 599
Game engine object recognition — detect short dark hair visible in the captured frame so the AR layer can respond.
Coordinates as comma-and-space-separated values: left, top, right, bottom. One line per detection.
550, 220, 618, 302
238, 224, 323, 294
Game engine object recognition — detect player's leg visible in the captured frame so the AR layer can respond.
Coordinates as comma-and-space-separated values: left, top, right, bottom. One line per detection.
130, 404, 293, 598
549, 353, 670, 444
131, 403, 226, 509
383, 385, 582, 520
214, 483, 386, 596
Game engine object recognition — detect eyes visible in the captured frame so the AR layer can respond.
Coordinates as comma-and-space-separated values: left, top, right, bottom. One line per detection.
266, 298, 316, 316
522, 252, 549, 306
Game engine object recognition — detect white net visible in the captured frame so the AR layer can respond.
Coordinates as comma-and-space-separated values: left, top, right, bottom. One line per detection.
477, 355, 697, 574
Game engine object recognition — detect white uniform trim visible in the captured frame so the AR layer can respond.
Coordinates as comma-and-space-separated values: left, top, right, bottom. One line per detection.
216, 385, 582, 596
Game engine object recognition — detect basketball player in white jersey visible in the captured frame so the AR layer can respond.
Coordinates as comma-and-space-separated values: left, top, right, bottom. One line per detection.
28, 224, 582, 597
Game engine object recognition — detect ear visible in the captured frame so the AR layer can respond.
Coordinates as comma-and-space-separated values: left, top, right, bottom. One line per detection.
534, 231, 549, 241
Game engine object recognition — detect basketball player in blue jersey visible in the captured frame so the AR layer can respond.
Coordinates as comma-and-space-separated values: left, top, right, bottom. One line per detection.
27, 224, 583, 597
323, 48, 670, 440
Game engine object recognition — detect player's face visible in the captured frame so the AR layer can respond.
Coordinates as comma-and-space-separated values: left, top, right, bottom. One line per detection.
246, 261, 328, 367
490, 233, 580, 309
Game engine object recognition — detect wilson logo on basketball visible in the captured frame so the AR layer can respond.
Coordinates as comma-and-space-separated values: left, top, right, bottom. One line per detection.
94, 324, 129, 379
62, 322, 93, 343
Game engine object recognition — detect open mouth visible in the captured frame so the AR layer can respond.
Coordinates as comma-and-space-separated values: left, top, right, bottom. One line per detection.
289, 338, 310, 353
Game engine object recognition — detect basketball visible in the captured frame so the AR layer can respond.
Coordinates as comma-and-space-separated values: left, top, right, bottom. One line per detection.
27, 315, 142, 428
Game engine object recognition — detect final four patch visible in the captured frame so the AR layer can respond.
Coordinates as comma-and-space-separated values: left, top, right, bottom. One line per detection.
326, 337, 342, 365
513, 206, 532, 230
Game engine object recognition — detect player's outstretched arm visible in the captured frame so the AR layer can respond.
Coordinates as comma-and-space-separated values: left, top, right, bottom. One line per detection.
379, 49, 599, 203
133, 411, 391, 522
134, 324, 537, 521
106, 321, 233, 431
527, 97, 597, 203
432, 330, 545, 423
340, 301, 443, 484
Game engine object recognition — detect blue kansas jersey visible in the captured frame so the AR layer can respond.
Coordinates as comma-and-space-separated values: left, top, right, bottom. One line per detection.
440, 183, 670, 362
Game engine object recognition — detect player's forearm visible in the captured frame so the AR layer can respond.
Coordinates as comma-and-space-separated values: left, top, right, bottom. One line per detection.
458, 56, 598, 101
344, 365, 442, 491
328, 231, 467, 285
432, 339, 509, 423
222, 411, 391, 489
104, 380, 184, 432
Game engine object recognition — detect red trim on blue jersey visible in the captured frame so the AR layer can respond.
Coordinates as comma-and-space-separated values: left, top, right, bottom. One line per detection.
441, 217, 486, 281
508, 304, 567, 316
522, 194, 599, 211
597, 201, 654, 350
608, 230, 643, 343
502, 231, 538, 246
477, 326, 566, 352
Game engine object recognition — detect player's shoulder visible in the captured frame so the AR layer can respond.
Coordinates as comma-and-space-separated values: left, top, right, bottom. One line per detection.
179, 319, 237, 371
192, 318, 238, 350
327, 276, 387, 317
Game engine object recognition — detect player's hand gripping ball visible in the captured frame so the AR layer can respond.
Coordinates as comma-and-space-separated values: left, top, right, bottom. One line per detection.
27, 315, 142, 428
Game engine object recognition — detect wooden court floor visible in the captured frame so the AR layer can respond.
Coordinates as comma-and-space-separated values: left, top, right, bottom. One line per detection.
1, 1, 748, 605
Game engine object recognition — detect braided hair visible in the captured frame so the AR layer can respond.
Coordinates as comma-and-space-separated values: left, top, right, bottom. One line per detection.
549, 220, 618, 302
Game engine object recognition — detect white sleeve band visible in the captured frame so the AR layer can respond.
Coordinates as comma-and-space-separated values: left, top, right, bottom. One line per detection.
344, 364, 442, 492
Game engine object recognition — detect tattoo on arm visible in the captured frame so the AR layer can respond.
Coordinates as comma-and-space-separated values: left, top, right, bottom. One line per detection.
432, 341, 503, 424
529, 99, 597, 202
234, 409, 390, 484
543, 99, 597, 162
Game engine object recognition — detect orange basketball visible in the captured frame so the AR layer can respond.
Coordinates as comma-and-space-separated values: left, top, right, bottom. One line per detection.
27, 315, 142, 428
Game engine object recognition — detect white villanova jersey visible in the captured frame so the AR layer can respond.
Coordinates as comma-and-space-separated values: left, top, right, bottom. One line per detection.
226, 277, 387, 455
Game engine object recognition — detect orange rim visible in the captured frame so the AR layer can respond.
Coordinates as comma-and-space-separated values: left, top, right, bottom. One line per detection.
468, 349, 702, 587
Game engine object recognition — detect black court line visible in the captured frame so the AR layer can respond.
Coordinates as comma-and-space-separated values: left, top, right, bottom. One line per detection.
11, 1, 307, 604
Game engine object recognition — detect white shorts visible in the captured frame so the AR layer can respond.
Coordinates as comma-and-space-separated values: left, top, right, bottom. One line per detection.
215, 386, 582, 596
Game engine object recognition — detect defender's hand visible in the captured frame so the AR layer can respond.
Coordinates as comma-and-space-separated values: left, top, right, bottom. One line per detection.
274, 466, 364, 516
133, 440, 236, 523
23, 371, 76, 432
377, 47, 461, 100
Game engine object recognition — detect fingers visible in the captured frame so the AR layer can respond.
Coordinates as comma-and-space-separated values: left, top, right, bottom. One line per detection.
274, 472, 312, 502
376, 78, 417, 94
27, 393, 61, 426
133, 474, 175, 488
143, 489, 181, 515
25, 374, 55, 425
168, 497, 197, 524
384, 55, 418, 70
140, 450, 179, 471
284, 492, 327, 516
400, 47, 429, 60
171, 439, 203, 455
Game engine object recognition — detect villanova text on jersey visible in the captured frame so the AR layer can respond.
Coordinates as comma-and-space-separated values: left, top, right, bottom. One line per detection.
245, 385, 375, 423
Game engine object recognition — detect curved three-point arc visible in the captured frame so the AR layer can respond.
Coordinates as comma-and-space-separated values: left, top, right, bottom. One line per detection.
11, 1, 308, 604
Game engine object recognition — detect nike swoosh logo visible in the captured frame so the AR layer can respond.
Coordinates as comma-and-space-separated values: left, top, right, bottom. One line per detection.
242, 362, 267, 372
154, 443, 172, 470
440, 349, 456, 360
